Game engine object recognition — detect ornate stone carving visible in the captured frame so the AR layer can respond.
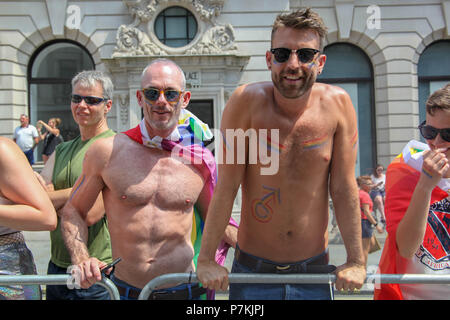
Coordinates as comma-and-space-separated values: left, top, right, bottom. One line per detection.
112, 0, 237, 57
112, 25, 166, 57
117, 93, 130, 125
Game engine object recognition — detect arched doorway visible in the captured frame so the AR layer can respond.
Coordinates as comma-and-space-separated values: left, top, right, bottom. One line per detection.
28, 41, 94, 161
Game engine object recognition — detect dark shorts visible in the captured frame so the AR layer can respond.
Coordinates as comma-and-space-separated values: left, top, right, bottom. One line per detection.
361, 219, 373, 239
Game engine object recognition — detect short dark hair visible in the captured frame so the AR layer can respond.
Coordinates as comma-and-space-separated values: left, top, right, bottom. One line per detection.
271, 8, 328, 50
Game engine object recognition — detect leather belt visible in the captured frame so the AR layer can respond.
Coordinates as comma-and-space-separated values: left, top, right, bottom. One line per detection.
234, 247, 336, 274
0, 232, 24, 246
116, 283, 206, 300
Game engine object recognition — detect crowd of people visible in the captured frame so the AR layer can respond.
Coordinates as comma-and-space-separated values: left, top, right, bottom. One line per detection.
1, 8, 449, 300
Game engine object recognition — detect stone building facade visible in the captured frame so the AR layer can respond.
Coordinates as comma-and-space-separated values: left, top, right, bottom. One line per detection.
1, 0, 449, 177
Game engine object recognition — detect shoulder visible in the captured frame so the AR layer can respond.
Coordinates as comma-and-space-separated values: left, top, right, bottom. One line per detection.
0, 137, 24, 167
223, 81, 273, 127
0, 137, 19, 154
83, 136, 116, 172
314, 83, 353, 109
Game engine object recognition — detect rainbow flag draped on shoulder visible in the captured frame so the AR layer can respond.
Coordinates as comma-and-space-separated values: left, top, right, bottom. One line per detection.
123, 109, 238, 300
374, 140, 450, 300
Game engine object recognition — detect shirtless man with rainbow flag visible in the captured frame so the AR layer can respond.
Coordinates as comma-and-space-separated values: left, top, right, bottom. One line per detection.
60, 59, 237, 300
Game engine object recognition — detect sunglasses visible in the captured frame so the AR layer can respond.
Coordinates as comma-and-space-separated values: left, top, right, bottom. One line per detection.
418, 121, 450, 142
270, 47, 320, 64
142, 87, 183, 104
71, 94, 107, 105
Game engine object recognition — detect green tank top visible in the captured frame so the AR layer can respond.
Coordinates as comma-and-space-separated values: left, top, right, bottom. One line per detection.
50, 129, 115, 268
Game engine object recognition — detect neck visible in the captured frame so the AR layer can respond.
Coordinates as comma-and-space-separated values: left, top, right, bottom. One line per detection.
79, 120, 109, 141
144, 121, 176, 140
273, 87, 312, 119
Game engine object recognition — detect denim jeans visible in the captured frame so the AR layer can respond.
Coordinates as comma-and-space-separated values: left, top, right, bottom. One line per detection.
45, 261, 110, 300
229, 249, 334, 300
110, 273, 203, 300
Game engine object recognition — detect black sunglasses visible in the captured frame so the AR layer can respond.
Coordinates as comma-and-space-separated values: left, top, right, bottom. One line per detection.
71, 94, 107, 105
270, 47, 320, 64
142, 87, 183, 105
418, 121, 450, 142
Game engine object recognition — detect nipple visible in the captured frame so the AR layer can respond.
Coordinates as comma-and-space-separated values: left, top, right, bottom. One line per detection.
121, 195, 127, 200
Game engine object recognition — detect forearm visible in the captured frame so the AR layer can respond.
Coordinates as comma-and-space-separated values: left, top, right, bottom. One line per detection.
396, 181, 432, 258
61, 202, 90, 265
332, 188, 365, 266
48, 188, 72, 212
199, 194, 235, 262
223, 224, 238, 248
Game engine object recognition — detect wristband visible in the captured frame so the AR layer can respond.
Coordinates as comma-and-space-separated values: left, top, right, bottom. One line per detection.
373, 222, 378, 227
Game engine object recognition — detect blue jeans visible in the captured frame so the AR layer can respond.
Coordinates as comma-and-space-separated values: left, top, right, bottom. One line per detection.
229, 249, 334, 300
23, 149, 34, 165
45, 261, 110, 300
110, 273, 203, 300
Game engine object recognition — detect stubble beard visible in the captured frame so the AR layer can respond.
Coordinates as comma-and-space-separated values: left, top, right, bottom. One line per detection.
272, 70, 316, 99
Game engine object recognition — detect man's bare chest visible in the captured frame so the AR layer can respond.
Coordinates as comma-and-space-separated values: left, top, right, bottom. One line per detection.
103, 147, 205, 209
251, 114, 335, 176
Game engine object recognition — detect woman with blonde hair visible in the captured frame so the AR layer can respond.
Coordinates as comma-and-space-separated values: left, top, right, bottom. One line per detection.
37, 118, 63, 163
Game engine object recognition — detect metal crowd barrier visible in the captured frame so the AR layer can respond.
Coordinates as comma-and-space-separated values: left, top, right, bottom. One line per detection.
138, 273, 450, 300
0, 274, 121, 300
2, 273, 450, 300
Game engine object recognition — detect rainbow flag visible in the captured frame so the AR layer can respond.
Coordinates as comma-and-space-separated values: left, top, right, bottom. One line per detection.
374, 140, 449, 300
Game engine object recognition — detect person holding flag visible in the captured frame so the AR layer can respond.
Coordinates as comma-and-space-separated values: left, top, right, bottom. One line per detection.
374, 84, 450, 300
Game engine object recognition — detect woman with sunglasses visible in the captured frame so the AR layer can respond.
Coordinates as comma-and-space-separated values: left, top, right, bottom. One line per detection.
375, 84, 450, 300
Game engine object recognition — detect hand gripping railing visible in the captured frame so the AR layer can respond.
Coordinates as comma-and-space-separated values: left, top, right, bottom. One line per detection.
0, 274, 121, 300
138, 273, 450, 300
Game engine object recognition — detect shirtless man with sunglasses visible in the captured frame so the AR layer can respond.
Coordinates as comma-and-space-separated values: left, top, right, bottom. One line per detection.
59, 59, 237, 300
197, 8, 366, 299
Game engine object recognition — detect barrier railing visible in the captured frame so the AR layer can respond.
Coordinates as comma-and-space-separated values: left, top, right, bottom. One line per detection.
0, 274, 120, 300
2, 273, 450, 300
138, 273, 450, 300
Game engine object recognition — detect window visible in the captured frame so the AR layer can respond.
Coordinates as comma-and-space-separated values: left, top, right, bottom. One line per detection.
418, 41, 450, 126
155, 6, 197, 48
318, 43, 375, 176
28, 41, 94, 161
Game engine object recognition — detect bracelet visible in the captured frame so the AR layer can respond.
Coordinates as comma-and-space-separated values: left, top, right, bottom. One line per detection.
373, 222, 378, 227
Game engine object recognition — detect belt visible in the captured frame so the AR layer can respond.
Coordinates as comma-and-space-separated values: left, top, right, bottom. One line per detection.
0, 232, 24, 246
116, 283, 207, 300
234, 247, 336, 274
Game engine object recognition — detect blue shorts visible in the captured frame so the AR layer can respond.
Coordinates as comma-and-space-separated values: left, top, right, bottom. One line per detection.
361, 219, 373, 239
229, 246, 334, 300
370, 189, 385, 200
